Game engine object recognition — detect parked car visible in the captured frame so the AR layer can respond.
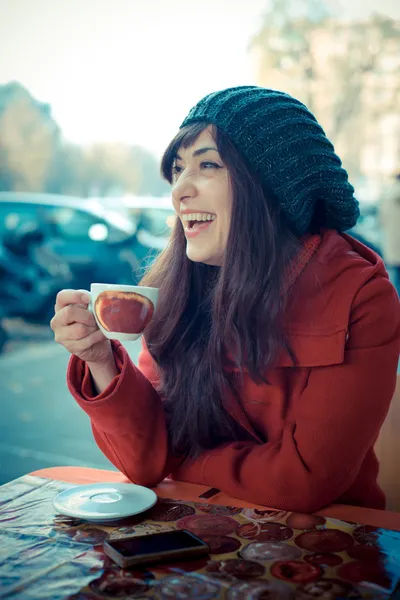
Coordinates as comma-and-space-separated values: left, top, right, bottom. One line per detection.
0, 220, 74, 337
0, 192, 139, 292
124, 196, 176, 260
94, 195, 175, 238
93, 195, 176, 266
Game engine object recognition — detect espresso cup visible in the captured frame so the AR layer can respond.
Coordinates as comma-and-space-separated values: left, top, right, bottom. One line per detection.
87, 283, 159, 341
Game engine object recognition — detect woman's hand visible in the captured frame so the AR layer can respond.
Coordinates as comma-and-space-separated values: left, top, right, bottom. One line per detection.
50, 289, 113, 366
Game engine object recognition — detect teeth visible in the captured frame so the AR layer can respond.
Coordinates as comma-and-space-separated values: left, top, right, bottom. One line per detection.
182, 213, 216, 222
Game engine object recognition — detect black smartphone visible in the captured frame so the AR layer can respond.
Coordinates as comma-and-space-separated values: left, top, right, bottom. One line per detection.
103, 529, 210, 568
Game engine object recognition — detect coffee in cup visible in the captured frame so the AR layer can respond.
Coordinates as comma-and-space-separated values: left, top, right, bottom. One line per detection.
88, 284, 159, 341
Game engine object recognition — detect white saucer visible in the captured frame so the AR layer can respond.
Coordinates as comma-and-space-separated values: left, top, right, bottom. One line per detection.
52, 483, 158, 523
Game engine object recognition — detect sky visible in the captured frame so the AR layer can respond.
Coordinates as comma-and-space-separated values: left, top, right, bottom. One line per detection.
1, 0, 399, 156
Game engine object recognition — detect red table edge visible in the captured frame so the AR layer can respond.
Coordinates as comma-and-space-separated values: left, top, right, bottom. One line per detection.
30, 466, 400, 532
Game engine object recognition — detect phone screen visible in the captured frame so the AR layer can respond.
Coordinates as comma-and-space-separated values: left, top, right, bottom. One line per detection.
106, 530, 206, 557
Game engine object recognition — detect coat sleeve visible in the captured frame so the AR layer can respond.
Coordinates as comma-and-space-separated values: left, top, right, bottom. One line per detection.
67, 340, 182, 487
171, 274, 400, 512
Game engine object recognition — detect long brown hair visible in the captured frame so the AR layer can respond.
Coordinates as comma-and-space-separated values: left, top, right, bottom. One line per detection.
140, 122, 300, 458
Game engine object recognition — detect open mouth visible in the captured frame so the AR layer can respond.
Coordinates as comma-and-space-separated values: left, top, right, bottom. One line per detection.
188, 220, 212, 230
185, 220, 215, 234
182, 213, 216, 232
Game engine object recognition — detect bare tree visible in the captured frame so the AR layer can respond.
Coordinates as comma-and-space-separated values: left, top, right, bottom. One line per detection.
0, 83, 59, 191
328, 15, 400, 135
250, 2, 400, 177
250, 0, 330, 112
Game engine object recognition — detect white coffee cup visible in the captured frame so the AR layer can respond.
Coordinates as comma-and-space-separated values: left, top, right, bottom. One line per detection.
87, 283, 159, 342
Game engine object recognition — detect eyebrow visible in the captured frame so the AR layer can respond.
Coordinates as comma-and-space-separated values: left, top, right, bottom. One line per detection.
175, 147, 219, 160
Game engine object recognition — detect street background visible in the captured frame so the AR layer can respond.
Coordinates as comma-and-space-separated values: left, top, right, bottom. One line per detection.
0, 0, 399, 485
0, 332, 141, 485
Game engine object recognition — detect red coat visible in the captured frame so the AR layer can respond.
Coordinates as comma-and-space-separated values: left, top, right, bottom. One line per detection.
68, 230, 400, 512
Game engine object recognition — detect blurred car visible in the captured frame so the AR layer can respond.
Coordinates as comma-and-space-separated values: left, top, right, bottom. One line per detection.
0, 192, 139, 290
94, 195, 175, 236
93, 195, 176, 265
123, 196, 176, 254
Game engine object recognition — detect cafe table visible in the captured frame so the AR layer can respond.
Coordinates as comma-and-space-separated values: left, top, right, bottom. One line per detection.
1, 465, 400, 599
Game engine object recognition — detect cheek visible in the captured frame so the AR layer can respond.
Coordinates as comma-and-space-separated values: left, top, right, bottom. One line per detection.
213, 180, 232, 220
220, 181, 233, 224
214, 213, 231, 247
220, 200, 232, 231
218, 211, 231, 229
171, 194, 179, 212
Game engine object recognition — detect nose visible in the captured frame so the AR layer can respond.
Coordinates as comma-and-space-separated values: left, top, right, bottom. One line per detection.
171, 170, 197, 204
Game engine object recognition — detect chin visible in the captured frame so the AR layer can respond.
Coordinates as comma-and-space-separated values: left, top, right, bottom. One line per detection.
186, 248, 221, 266
187, 251, 210, 264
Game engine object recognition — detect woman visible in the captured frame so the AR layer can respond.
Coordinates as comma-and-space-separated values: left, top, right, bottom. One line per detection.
51, 87, 400, 512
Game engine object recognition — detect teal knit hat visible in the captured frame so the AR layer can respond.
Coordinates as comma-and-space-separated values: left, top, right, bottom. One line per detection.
180, 86, 359, 235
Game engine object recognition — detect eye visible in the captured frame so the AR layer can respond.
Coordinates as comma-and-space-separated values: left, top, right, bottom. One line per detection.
200, 161, 221, 170
171, 164, 182, 181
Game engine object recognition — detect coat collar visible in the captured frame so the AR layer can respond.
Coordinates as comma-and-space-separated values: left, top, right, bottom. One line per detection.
283, 233, 321, 293
225, 229, 381, 371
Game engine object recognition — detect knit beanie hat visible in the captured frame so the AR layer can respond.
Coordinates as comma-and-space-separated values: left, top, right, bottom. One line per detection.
180, 86, 359, 235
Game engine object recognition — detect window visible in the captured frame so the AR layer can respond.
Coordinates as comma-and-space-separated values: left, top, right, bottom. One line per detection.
43, 205, 132, 244
0, 203, 40, 236
43, 207, 98, 240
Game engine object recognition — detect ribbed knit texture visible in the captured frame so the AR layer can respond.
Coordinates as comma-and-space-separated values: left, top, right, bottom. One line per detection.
181, 86, 360, 235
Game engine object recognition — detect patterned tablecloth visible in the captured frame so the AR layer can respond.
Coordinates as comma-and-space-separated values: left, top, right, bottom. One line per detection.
1, 475, 400, 599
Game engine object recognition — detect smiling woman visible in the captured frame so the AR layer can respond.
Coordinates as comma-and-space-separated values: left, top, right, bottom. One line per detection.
57, 86, 400, 514
141, 119, 302, 459
166, 127, 232, 265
